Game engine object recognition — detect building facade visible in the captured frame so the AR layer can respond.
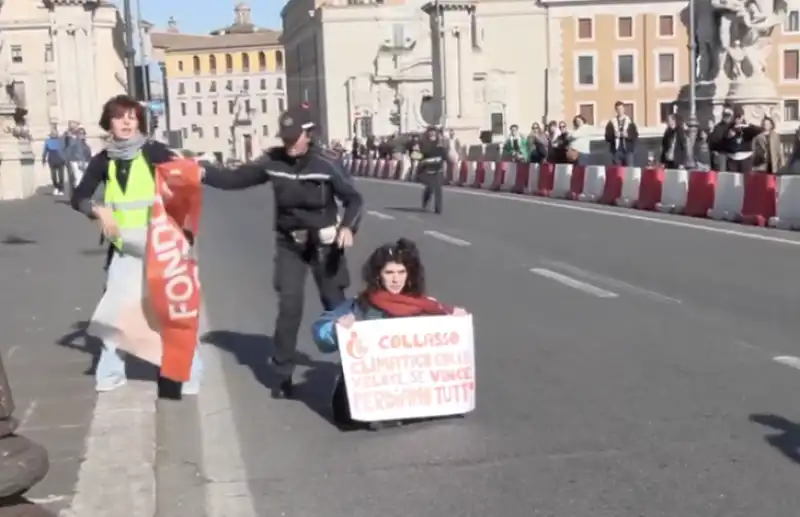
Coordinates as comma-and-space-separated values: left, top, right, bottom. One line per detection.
548, 0, 800, 132
281, 0, 548, 144
150, 3, 286, 161
0, 0, 126, 199
282, 0, 800, 145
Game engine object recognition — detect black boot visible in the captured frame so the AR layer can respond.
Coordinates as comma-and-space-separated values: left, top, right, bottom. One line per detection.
268, 357, 294, 399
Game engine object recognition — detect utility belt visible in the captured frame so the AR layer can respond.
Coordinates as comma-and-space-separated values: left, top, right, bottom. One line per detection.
282, 212, 341, 246
419, 156, 443, 174
286, 225, 338, 245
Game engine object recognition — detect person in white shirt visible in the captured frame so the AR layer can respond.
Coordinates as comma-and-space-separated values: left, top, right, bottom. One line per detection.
567, 115, 593, 165
603, 101, 639, 166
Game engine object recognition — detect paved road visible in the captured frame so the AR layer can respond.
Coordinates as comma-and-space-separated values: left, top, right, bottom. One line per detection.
151, 178, 800, 517
15, 178, 800, 516
0, 196, 107, 516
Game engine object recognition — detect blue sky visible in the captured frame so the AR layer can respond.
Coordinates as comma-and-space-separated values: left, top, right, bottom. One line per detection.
129, 0, 286, 33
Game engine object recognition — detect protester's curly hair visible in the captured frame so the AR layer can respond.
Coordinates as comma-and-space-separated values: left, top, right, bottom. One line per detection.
359, 238, 426, 298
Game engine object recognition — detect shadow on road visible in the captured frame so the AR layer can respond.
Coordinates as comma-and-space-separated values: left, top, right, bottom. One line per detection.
0, 495, 56, 516
1, 236, 36, 246
55, 320, 159, 382
203, 330, 341, 426
750, 413, 800, 464
385, 206, 426, 214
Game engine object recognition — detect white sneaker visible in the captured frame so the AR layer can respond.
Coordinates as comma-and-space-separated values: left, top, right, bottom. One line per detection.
181, 382, 200, 396
96, 376, 127, 392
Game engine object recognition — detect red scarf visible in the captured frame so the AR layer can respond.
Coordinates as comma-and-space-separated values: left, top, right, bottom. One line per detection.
367, 290, 453, 317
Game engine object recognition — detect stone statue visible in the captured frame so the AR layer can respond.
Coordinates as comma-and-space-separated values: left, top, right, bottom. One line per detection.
727, 39, 746, 79
711, 0, 782, 82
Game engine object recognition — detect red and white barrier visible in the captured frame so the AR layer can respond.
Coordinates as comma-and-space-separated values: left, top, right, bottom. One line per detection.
343, 158, 789, 230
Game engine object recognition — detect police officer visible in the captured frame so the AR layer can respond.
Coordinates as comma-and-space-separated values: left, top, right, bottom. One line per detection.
200, 105, 364, 397
417, 126, 448, 214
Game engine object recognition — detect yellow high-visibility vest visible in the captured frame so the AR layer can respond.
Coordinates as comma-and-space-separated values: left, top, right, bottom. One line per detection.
104, 153, 156, 250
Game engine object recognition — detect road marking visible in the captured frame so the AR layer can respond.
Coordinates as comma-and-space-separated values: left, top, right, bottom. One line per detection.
356, 177, 800, 247
530, 268, 619, 298
199, 341, 258, 517
424, 230, 471, 247
773, 355, 800, 369
29, 494, 67, 505
541, 259, 682, 304
19, 399, 37, 428
367, 210, 395, 220
63, 382, 156, 517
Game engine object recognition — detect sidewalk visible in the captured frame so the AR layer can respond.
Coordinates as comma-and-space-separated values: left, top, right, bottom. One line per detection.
0, 195, 110, 515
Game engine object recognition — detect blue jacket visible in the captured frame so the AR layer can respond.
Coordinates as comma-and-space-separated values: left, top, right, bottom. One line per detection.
42, 136, 64, 166
312, 298, 386, 353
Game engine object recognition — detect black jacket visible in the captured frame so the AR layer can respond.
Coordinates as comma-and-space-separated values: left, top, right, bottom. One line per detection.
660, 127, 688, 165
201, 145, 363, 234
417, 138, 447, 173
709, 122, 761, 155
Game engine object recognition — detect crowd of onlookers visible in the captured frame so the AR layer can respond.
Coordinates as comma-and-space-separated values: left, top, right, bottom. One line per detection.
339, 101, 800, 176
501, 102, 800, 174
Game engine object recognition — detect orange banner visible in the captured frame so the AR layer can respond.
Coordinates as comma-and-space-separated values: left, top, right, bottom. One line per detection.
146, 159, 203, 382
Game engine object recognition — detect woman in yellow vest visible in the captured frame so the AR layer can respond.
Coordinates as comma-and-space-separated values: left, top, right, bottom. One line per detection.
70, 94, 203, 395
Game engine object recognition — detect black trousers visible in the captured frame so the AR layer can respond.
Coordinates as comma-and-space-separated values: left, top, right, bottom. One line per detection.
727, 156, 753, 173
272, 237, 349, 368
420, 170, 443, 213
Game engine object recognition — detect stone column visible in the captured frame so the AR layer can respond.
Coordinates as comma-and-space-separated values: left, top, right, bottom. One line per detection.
422, 1, 480, 142
75, 26, 94, 126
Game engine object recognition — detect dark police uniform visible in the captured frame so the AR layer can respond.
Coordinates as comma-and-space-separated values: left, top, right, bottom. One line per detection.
417, 128, 448, 214
201, 106, 363, 396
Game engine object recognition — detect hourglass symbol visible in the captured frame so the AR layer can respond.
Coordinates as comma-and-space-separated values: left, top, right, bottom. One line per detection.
345, 331, 368, 360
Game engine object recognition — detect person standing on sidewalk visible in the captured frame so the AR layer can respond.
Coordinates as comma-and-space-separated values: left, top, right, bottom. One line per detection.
42, 128, 66, 196
70, 94, 204, 395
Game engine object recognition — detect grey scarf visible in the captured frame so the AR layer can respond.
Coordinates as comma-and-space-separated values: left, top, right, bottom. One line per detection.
106, 133, 146, 160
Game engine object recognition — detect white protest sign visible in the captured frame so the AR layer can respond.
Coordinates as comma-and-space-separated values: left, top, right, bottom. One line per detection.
336, 315, 475, 422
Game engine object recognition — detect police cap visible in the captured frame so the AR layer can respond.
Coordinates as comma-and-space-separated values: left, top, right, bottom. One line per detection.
278, 105, 315, 142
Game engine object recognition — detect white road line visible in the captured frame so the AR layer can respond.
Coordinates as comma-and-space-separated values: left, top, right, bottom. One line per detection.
530, 268, 619, 298
199, 333, 258, 517
773, 355, 800, 369
63, 382, 156, 517
424, 230, 471, 247
356, 177, 800, 247
366, 210, 395, 220
541, 259, 682, 304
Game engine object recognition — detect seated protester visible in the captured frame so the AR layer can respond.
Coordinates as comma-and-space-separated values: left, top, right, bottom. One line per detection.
311, 238, 468, 430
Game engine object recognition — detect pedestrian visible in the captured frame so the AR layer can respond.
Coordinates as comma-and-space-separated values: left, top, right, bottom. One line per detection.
200, 105, 364, 397
417, 126, 448, 214
70, 94, 204, 395
42, 128, 66, 196
64, 124, 92, 192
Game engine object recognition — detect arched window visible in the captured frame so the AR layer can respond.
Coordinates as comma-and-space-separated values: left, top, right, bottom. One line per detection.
192, 55, 200, 74
225, 53, 233, 73
209, 54, 217, 74
258, 51, 267, 71
275, 50, 284, 70
241, 53, 250, 72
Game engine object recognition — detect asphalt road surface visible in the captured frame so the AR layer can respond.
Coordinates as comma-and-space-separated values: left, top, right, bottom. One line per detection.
25, 176, 800, 517
146, 176, 800, 517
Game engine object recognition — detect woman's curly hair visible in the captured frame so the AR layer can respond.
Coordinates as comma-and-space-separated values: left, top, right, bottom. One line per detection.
358, 238, 426, 299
